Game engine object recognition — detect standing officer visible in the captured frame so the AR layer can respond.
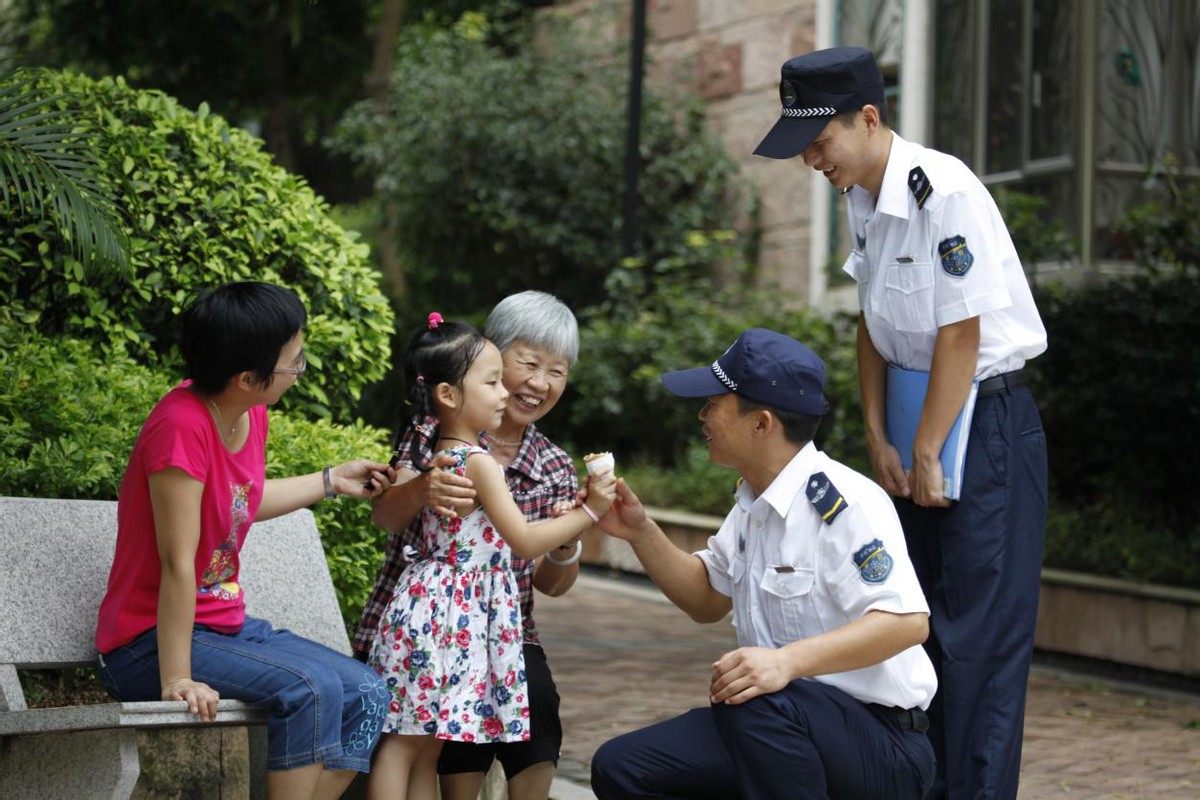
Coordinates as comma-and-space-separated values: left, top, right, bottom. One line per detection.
590, 328, 937, 800
753, 47, 1049, 799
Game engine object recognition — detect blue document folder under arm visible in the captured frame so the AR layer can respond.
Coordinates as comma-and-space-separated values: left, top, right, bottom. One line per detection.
885, 366, 979, 501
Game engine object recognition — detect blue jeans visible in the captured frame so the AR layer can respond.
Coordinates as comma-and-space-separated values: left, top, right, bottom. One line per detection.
97, 616, 389, 773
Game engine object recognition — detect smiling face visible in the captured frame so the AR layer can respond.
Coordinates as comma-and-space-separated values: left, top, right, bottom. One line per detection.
453, 341, 510, 434
500, 342, 570, 428
698, 393, 758, 471
801, 105, 889, 195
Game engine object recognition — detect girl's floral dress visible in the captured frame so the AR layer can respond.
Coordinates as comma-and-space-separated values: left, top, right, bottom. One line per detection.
369, 445, 529, 742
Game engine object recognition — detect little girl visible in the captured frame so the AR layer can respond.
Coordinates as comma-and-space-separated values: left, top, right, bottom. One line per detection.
367, 314, 617, 800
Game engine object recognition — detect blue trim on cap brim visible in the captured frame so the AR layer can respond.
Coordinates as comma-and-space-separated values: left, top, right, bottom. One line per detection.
661, 367, 728, 399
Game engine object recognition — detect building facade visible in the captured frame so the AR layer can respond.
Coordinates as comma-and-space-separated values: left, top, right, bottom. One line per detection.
593, 0, 1199, 305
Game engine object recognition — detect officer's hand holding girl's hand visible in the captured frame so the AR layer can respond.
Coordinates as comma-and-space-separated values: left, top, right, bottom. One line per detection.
163, 677, 220, 722
910, 453, 952, 509
421, 453, 477, 518
709, 647, 789, 705
868, 440, 910, 498
595, 479, 650, 541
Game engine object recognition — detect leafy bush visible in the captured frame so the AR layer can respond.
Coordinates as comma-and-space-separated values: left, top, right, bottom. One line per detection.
330, 8, 742, 315
0, 328, 394, 630
1108, 170, 1199, 274
551, 248, 867, 486
0, 69, 394, 420
1029, 173, 1200, 589
0, 323, 170, 500
265, 413, 392, 628
993, 186, 1075, 265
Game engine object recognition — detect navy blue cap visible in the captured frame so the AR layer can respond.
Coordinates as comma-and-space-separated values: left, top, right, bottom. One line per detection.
754, 46, 885, 160
660, 328, 829, 416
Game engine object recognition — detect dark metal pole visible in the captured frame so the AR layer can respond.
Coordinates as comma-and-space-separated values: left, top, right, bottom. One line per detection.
621, 0, 647, 259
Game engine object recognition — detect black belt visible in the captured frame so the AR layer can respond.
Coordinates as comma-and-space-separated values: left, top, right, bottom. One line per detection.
977, 369, 1026, 399
867, 704, 930, 732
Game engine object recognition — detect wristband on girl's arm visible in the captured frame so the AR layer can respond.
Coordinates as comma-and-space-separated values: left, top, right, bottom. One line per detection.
580, 503, 600, 523
545, 540, 582, 566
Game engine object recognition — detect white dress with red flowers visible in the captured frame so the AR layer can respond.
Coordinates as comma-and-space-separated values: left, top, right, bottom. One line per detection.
369, 445, 529, 742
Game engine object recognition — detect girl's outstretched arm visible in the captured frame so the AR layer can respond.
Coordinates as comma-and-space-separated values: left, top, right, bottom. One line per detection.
466, 453, 616, 559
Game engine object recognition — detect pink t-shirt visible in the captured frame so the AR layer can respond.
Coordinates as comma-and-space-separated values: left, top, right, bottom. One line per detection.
95, 382, 269, 653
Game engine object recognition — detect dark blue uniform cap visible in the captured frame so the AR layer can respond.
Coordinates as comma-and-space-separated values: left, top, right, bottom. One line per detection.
660, 328, 829, 416
754, 46, 885, 160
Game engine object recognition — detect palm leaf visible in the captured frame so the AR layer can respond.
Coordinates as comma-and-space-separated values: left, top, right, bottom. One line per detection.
0, 68, 130, 273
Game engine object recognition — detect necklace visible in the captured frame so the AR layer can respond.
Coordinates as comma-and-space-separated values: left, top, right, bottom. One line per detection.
487, 430, 525, 447
204, 397, 237, 443
439, 436, 478, 447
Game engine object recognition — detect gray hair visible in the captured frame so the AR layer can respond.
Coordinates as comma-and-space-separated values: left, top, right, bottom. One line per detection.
484, 290, 580, 366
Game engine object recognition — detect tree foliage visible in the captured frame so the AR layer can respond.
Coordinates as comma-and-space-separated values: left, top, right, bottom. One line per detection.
0, 69, 394, 420
331, 8, 743, 314
0, 67, 129, 270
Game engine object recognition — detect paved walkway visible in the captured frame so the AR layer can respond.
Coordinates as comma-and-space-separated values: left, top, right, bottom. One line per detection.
537, 573, 1200, 799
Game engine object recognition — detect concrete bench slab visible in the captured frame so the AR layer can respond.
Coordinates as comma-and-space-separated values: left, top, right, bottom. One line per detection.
0, 496, 351, 799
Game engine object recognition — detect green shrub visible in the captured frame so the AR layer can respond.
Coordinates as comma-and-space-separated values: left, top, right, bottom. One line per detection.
0, 324, 170, 500
621, 442, 739, 518
330, 8, 742, 315
0, 69, 394, 421
0, 327, 394, 630
554, 255, 866, 478
265, 413, 392, 629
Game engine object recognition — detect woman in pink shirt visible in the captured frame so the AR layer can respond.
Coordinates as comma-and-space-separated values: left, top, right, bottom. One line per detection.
95, 282, 393, 799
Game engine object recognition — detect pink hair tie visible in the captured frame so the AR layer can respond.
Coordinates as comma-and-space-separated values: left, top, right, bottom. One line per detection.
427, 312, 443, 330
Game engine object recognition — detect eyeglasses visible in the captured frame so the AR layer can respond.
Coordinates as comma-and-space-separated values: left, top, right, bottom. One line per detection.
274, 352, 307, 377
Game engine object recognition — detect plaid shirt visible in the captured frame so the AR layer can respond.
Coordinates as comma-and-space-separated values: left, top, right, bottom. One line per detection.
352, 419, 579, 656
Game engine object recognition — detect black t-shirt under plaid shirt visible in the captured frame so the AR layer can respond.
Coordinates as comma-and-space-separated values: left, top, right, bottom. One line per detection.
353, 419, 579, 656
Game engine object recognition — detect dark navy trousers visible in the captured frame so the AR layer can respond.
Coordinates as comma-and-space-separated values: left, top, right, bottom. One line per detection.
590, 679, 934, 799
897, 385, 1047, 800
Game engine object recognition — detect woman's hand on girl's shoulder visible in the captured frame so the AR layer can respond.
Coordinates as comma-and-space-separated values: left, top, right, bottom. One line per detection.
423, 454, 477, 518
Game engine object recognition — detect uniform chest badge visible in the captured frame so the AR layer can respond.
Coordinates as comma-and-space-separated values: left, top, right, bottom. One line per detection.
806, 472, 848, 524
853, 539, 894, 584
938, 235, 974, 276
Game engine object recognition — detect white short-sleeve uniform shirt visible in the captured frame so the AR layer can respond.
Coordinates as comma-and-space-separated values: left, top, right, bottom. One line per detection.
842, 134, 1047, 378
696, 443, 937, 710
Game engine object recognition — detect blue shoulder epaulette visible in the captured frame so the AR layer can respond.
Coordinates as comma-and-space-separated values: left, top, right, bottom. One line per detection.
908, 166, 933, 210
806, 472, 848, 524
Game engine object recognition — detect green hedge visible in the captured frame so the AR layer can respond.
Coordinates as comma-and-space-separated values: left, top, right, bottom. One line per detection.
0, 69, 393, 420
0, 329, 392, 631
1031, 273, 1200, 587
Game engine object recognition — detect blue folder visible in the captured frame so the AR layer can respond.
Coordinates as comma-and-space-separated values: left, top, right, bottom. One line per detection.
885, 366, 978, 501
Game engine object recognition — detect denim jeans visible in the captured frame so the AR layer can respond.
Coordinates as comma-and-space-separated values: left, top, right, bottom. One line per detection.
97, 616, 389, 772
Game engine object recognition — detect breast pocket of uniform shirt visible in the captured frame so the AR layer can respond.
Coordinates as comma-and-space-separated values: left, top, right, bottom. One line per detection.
759, 567, 815, 645
883, 259, 937, 332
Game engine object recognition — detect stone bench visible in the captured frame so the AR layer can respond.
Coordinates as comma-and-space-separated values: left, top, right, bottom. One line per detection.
0, 496, 352, 799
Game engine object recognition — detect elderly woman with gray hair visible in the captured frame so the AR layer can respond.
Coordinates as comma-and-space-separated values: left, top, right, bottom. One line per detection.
355, 290, 587, 800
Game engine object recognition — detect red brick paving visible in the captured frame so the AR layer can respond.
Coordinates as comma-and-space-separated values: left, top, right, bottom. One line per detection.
536, 574, 1200, 799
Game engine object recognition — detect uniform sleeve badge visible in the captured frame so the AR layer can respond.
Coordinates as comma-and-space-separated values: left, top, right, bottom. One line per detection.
938, 235, 974, 276
806, 472, 848, 524
852, 538, 894, 584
